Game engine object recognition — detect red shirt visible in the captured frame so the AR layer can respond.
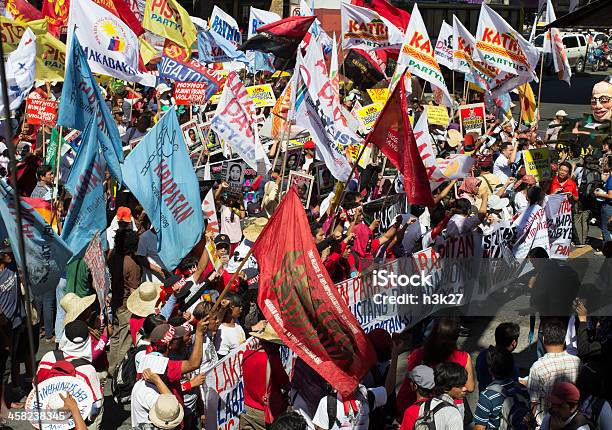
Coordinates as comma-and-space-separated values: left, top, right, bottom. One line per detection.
165, 359, 184, 404
242, 349, 289, 412
130, 315, 145, 345
549, 176, 578, 200
400, 399, 430, 430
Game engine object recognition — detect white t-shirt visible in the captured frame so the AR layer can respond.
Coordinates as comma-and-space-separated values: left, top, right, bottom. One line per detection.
446, 214, 481, 237
416, 395, 463, 430
214, 323, 246, 356
220, 205, 243, 244
312, 386, 387, 430
493, 153, 512, 183
137, 229, 164, 283
131, 379, 160, 427
514, 191, 529, 214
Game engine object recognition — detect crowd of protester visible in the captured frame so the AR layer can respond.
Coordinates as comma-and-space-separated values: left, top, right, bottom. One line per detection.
0, 65, 611, 430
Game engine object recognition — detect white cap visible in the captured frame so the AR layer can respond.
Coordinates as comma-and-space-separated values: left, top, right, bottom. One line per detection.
555, 110, 568, 117
156, 83, 171, 94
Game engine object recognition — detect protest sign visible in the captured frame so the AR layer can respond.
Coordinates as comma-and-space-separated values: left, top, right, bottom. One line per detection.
544, 194, 572, 259
363, 193, 409, 231
246, 84, 277, 108
513, 204, 549, 259
459, 103, 486, 135
425, 105, 450, 126
83, 232, 111, 312
26, 97, 58, 125
367, 88, 389, 105
288, 171, 314, 208
357, 103, 383, 132
523, 148, 552, 182
173, 82, 209, 105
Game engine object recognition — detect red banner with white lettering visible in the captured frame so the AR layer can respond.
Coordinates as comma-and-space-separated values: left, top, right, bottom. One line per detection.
252, 188, 376, 397
26, 98, 58, 125
173, 82, 209, 105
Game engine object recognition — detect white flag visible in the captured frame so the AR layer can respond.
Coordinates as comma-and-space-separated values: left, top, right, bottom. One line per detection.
396, 4, 451, 106
475, 4, 540, 77
1, 28, 36, 114
211, 72, 271, 175
211, 5, 242, 47
201, 188, 219, 234
248, 7, 280, 39
434, 20, 454, 70
544, 0, 571, 85
67, 0, 155, 86
341, 1, 404, 51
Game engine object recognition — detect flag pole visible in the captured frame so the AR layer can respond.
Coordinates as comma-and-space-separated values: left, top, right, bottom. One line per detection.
42, 125, 46, 159
535, 53, 545, 129
53, 126, 63, 200
0, 34, 43, 430
210, 247, 255, 314
194, 126, 212, 169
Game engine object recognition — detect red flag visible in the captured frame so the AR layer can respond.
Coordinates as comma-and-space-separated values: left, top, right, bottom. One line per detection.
112, 0, 144, 36
6, 0, 43, 21
256, 15, 316, 38
240, 16, 316, 59
351, 0, 410, 32
365, 74, 434, 206
41, 0, 70, 37
252, 188, 376, 397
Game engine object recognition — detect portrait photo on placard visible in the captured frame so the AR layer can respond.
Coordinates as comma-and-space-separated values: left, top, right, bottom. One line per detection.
225, 160, 245, 195
180, 120, 203, 150
199, 123, 221, 155
288, 170, 314, 208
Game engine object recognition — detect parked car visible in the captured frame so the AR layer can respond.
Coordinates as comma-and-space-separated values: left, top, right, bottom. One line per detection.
534, 32, 587, 73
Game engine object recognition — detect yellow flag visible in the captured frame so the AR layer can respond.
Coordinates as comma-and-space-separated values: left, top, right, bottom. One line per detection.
36, 33, 66, 81
517, 83, 536, 124
143, 0, 197, 54
140, 37, 159, 65
1, 17, 48, 52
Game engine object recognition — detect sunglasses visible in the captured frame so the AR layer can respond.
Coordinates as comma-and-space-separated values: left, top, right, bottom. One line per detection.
591, 95, 611, 105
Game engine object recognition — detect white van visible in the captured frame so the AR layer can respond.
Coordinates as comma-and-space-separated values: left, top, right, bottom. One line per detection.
534, 32, 588, 72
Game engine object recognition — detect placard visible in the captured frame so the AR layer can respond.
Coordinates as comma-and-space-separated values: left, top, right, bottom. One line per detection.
288, 170, 314, 208
356, 103, 383, 132
425, 105, 450, 126
26, 98, 58, 125
246, 84, 277, 108
181, 120, 204, 150
523, 148, 552, 182
174, 82, 209, 105
459, 103, 486, 135
366, 88, 389, 105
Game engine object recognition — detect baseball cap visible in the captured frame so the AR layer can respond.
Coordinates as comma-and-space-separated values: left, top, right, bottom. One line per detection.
150, 323, 186, 346
555, 110, 568, 117
304, 140, 315, 150
214, 234, 231, 249
409, 365, 435, 390
547, 382, 580, 405
116, 206, 132, 223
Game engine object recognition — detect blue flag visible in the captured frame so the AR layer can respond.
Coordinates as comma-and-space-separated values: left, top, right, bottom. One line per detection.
122, 107, 204, 270
198, 30, 249, 64
157, 56, 223, 102
61, 119, 108, 259
247, 51, 275, 73
58, 35, 123, 184
0, 180, 73, 296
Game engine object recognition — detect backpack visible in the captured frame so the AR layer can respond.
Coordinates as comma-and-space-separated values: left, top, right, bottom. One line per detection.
37, 350, 91, 382
565, 411, 598, 430
326, 389, 377, 429
578, 165, 603, 211
413, 398, 454, 430
111, 344, 148, 405
487, 383, 531, 430
582, 397, 605, 428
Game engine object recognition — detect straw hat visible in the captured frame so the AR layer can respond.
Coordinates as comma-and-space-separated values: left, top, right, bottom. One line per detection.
249, 322, 283, 345
61, 293, 96, 324
127, 282, 162, 317
242, 218, 268, 242
447, 129, 462, 148
149, 394, 184, 429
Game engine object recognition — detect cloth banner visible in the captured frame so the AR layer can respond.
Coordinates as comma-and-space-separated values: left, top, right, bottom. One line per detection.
340, 2, 404, 51
83, 232, 111, 311
0, 180, 72, 296
512, 204, 550, 259
544, 194, 572, 259
158, 56, 225, 101
41, 0, 69, 37
122, 107, 204, 270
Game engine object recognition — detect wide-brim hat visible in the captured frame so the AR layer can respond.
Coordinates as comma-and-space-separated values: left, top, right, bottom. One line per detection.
249, 322, 283, 345
243, 217, 268, 242
447, 129, 462, 148
488, 195, 510, 211
149, 393, 184, 429
127, 282, 162, 317
61, 293, 97, 325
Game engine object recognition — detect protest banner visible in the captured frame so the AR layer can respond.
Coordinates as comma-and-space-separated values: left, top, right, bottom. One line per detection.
83, 232, 111, 312
513, 204, 549, 259
544, 194, 572, 259
459, 103, 486, 135
26, 97, 58, 125
523, 148, 552, 182
363, 193, 409, 231
173, 82, 209, 105
367, 88, 389, 105
246, 84, 277, 108
425, 105, 450, 126
356, 103, 383, 132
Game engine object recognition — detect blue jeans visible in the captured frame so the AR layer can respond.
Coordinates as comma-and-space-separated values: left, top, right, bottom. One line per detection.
602, 203, 612, 244
54, 278, 67, 342
34, 289, 55, 340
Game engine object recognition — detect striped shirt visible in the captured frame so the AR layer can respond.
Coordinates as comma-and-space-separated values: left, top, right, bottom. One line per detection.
527, 351, 581, 425
474, 379, 528, 429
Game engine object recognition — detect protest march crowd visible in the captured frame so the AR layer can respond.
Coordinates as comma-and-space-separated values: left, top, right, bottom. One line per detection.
0, 0, 611, 429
